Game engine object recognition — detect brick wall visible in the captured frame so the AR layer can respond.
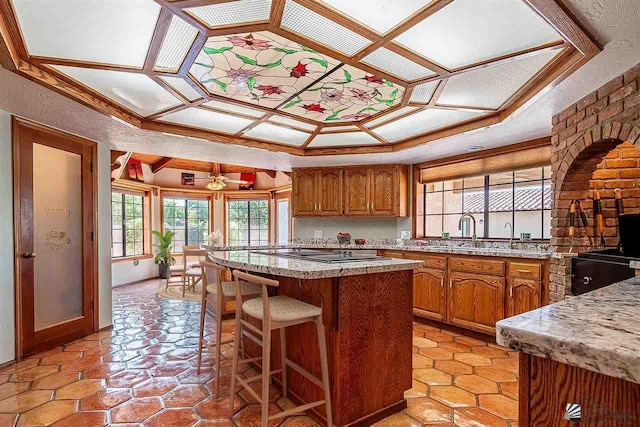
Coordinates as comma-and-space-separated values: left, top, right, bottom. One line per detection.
549, 62, 640, 301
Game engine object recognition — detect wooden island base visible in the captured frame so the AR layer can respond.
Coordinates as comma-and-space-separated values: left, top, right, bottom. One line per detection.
519, 354, 640, 426
242, 270, 413, 427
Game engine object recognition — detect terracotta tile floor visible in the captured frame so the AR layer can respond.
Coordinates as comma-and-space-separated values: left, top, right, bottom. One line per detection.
0, 279, 519, 426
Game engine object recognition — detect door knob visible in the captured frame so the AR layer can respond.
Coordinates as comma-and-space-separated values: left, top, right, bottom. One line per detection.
21, 252, 37, 259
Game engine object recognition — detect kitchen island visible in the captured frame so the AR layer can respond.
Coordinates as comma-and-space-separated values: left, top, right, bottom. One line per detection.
208, 250, 423, 427
496, 276, 640, 426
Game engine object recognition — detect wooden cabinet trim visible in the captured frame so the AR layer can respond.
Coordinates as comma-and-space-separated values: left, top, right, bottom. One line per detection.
449, 257, 506, 275
507, 261, 542, 280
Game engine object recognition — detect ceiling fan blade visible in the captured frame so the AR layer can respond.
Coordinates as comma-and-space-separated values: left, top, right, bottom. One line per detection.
224, 179, 249, 184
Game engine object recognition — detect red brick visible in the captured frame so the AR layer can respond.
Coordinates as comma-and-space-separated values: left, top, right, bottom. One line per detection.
624, 63, 640, 85
559, 104, 577, 122
567, 109, 586, 127
624, 91, 640, 110
606, 159, 637, 168
598, 76, 624, 99
592, 169, 618, 179
576, 114, 598, 132
559, 126, 577, 141
619, 169, 640, 178
621, 148, 640, 158
577, 91, 597, 111
604, 179, 637, 189
610, 81, 637, 104
586, 97, 608, 117
599, 101, 624, 122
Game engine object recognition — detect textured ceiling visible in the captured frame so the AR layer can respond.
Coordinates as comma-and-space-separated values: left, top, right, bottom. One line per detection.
0, 0, 637, 168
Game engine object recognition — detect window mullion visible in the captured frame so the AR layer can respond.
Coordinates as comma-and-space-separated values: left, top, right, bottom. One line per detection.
121, 193, 127, 257
483, 175, 489, 238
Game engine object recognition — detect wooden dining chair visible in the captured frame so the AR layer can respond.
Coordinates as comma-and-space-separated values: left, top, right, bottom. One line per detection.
182, 247, 206, 296
165, 244, 201, 292
196, 260, 262, 395
228, 270, 332, 427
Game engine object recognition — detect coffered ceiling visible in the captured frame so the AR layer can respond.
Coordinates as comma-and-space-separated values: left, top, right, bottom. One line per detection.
0, 0, 600, 156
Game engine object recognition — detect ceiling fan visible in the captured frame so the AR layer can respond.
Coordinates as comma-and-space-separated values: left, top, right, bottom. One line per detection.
195, 173, 249, 191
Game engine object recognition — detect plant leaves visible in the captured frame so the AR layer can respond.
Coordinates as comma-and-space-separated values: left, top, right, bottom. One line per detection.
299, 44, 317, 53
201, 78, 227, 92
203, 46, 233, 55
343, 69, 352, 82
310, 57, 328, 68
260, 59, 282, 69
247, 76, 256, 92
194, 62, 213, 69
274, 47, 297, 54
235, 53, 258, 65
282, 96, 302, 109
325, 108, 348, 121
389, 89, 398, 100
385, 80, 394, 87
357, 107, 379, 114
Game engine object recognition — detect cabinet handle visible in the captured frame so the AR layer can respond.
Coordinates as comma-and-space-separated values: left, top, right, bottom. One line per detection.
449, 279, 453, 289
516, 269, 530, 274
440, 278, 444, 287
509, 287, 513, 298
319, 202, 322, 211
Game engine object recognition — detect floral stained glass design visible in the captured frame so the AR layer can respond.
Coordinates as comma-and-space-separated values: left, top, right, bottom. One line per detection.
190, 31, 340, 110
283, 64, 404, 122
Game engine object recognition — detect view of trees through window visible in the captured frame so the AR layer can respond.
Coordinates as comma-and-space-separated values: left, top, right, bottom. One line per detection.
163, 197, 209, 251
111, 192, 144, 257
416, 166, 551, 239
227, 199, 269, 246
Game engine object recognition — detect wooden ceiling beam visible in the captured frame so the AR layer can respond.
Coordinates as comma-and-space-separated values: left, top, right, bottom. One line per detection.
170, 0, 237, 9
144, 7, 174, 72
260, 169, 277, 179
151, 156, 175, 173
270, 0, 286, 27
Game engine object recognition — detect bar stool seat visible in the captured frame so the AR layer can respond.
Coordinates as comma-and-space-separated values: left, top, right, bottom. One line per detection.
185, 267, 203, 276
206, 281, 261, 298
242, 295, 322, 322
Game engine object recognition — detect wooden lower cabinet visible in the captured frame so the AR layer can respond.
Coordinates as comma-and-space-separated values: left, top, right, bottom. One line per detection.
448, 272, 505, 335
507, 278, 541, 317
413, 268, 447, 321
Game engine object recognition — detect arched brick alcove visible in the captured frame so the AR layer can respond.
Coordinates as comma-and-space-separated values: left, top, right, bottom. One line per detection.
548, 63, 640, 301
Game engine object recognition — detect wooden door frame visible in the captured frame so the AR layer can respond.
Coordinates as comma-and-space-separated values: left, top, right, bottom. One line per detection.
12, 117, 99, 360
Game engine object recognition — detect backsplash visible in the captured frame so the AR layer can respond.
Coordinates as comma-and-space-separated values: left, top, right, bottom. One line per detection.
291, 238, 550, 252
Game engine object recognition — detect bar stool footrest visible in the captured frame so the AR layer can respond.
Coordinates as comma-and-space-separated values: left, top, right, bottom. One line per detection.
268, 400, 327, 421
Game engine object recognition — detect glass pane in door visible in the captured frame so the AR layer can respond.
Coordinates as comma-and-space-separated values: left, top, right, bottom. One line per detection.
33, 143, 83, 331
277, 199, 289, 245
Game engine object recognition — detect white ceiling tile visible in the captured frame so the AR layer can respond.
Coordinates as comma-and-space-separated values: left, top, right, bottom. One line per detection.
13, 0, 160, 67
308, 131, 380, 147
203, 100, 267, 118
394, 0, 562, 69
159, 107, 254, 134
186, 0, 272, 28
268, 115, 317, 131
362, 47, 436, 81
281, 0, 372, 56
320, 125, 359, 133
374, 108, 484, 141
245, 123, 309, 146
159, 76, 202, 101
437, 50, 560, 109
365, 106, 418, 128
154, 16, 198, 72
51, 65, 181, 116
410, 80, 440, 103
319, 0, 432, 34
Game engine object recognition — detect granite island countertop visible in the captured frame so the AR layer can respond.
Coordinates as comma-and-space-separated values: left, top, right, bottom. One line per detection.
207, 249, 423, 279
496, 276, 640, 384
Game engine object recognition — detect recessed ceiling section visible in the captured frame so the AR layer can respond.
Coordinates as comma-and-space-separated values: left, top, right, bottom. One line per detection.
365, 106, 418, 128
373, 108, 485, 142
268, 115, 317, 131
394, 0, 562, 70
320, 125, 359, 133
244, 123, 309, 146
185, 0, 272, 29
190, 31, 340, 110
282, 64, 405, 122
50, 65, 181, 116
308, 131, 381, 147
319, 0, 432, 34
203, 99, 266, 118
159, 107, 253, 134
281, 0, 372, 56
12, 0, 160, 67
154, 15, 198, 73
437, 49, 560, 109
362, 47, 436, 81
410, 80, 440, 104
158, 76, 202, 101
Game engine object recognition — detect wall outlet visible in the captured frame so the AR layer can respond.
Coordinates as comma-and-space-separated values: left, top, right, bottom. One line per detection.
400, 231, 411, 240
314, 230, 323, 238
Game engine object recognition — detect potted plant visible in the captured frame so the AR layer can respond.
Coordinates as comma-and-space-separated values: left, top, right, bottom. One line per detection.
152, 230, 175, 279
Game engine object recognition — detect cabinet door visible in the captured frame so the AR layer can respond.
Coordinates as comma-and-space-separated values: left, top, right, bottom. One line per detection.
317, 169, 342, 215
292, 170, 317, 216
344, 169, 370, 215
414, 268, 446, 321
448, 272, 505, 335
507, 278, 541, 317
370, 167, 397, 216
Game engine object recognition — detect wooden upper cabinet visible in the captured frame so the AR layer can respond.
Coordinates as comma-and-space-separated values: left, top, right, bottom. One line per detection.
448, 271, 505, 335
317, 169, 342, 215
507, 278, 541, 317
413, 268, 447, 321
291, 164, 408, 217
370, 167, 396, 216
292, 170, 318, 216
343, 169, 371, 215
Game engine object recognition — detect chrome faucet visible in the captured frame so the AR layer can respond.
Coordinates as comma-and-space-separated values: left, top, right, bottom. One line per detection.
504, 222, 514, 249
458, 214, 477, 247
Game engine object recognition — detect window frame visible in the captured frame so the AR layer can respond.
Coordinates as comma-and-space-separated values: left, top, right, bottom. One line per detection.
224, 195, 272, 246
275, 191, 292, 245
416, 166, 551, 240
161, 191, 213, 251
111, 188, 150, 260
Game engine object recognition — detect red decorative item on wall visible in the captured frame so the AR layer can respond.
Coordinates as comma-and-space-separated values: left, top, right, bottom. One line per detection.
127, 158, 144, 182
239, 172, 256, 190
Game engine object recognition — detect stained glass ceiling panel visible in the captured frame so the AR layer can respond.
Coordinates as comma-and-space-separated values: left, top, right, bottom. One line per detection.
13, 0, 160, 67
190, 31, 341, 110
319, 0, 432, 34
278, 64, 405, 123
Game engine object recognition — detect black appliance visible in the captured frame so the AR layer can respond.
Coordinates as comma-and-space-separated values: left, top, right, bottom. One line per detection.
618, 214, 640, 256
571, 249, 639, 295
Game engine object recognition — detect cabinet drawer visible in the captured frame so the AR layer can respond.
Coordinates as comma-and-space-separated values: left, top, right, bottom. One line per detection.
381, 250, 404, 259
403, 252, 447, 270
508, 262, 542, 279
449, 257, 505, 275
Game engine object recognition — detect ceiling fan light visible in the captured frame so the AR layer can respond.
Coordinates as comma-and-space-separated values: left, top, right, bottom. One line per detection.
206, 181, 224, 191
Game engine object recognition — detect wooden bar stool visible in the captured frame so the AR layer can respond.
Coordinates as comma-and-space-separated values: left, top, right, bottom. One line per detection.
228, 270, 332, 427
196, 260, 262, 394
